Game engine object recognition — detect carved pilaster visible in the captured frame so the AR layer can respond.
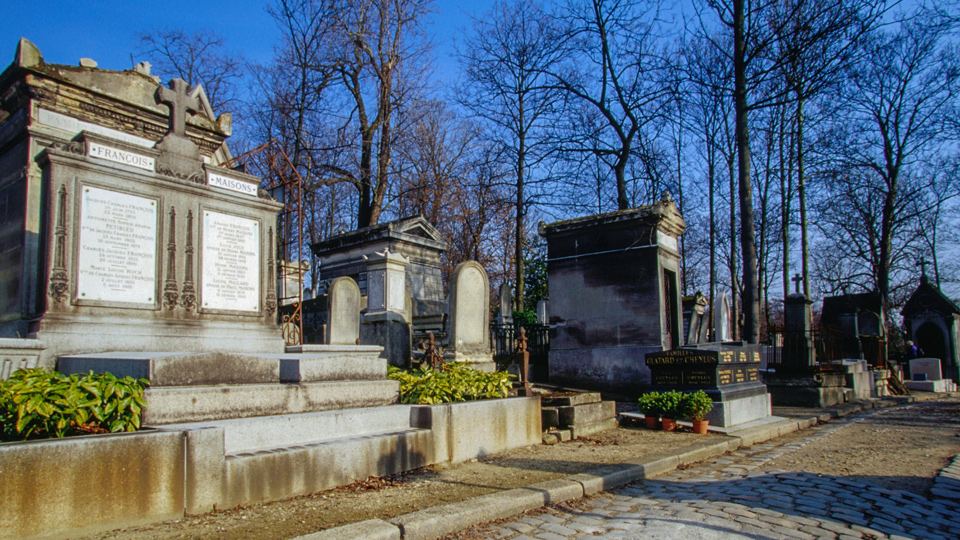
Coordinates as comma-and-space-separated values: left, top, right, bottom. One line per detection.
179, 210, 197, 311
265, 226, 277, 316
163, 206, 179, 309
48, 184, 69, 304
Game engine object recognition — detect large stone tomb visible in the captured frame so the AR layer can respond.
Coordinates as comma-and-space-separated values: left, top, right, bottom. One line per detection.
902, 274, 960, 384
539, 194, 685, 393
29, 130, 284, 365
646, 343, 772, 428
311, 215, 449, 337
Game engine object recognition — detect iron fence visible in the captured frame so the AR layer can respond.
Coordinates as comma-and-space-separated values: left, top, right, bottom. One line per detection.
490, 322, 549, 381
766, 324, 887, 370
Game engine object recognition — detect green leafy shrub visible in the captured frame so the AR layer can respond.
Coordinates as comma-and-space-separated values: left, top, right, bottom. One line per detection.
681, 390, 715, 421
0, 368, 148, 441
388, 363, 515, 404
637, 391, 661, 416
654, 390, 685, 419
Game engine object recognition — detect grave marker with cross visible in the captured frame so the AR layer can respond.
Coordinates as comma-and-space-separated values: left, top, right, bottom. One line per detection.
156, 78, 200, 140
153, 78, 203, 174
792, 273, 804, 295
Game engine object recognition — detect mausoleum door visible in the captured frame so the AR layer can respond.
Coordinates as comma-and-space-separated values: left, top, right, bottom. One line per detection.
664, 269, 680, 349
917, 322, 948, 365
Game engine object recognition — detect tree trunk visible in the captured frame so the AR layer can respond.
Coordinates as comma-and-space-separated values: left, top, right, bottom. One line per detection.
734, 0, 760, 344
796, 91, 810, 297
516, 93, 526, 312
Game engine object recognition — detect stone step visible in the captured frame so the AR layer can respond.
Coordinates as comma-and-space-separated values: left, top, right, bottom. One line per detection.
558, 400, 616, 426
58, 346, 386, 386
222, 427, 434, 507
541, 392, 602, 407
161, 405, 416, 454
142, 379, 400, 425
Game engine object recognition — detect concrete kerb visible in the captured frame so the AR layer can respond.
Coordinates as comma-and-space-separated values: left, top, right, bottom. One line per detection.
291, 396, 947, 540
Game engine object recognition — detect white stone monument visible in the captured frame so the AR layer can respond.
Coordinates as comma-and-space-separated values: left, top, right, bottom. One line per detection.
360, 249, 412, 366
905, 357, 958, 392
447, 261, 494, 370
326, 276, 361, 345
497, 283, 513, 324
714, 292, 732, 342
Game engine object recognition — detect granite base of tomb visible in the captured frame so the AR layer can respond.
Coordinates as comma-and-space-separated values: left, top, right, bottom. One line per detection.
646, 342, 773, 428
763, 371, 846, 408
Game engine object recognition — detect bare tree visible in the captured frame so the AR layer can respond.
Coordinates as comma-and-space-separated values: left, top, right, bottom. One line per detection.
457, 0, 565, 312
136, 28, 245, 113
547, 0, 672, 211
821, 8, 959, 317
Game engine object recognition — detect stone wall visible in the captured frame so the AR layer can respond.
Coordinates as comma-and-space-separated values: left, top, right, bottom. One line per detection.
0, 397, 542, 539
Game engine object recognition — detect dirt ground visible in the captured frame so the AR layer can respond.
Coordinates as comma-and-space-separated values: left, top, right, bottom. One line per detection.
79, 418, 714, 540
79, 399, 960, 540
762, 398, 960, 496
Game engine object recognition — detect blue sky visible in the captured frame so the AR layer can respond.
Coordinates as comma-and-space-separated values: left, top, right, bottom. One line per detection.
0, 1, 494, 85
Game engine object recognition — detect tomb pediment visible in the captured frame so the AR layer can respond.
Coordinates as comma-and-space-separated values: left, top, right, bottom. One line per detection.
902, 277, 960, 318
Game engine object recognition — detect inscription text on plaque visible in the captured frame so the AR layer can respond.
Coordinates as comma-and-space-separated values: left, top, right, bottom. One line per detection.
77, 186, 158, 304
201, 211, 260, 312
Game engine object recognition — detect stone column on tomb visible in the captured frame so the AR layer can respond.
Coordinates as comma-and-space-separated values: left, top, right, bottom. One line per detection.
783, 289, 816, 371
360, 249, 412, 367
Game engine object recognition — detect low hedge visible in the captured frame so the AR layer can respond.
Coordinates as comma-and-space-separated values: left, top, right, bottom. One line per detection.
388, 363, 515, 404
0, 368, 148, 441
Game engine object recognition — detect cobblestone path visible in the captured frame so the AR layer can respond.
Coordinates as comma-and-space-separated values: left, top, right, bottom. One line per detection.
476, 411, 960, 540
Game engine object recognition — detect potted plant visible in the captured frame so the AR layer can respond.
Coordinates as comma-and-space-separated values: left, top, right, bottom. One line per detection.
658, 390, 684, 432
682, 390, 715, 434
637, 391, 661, 429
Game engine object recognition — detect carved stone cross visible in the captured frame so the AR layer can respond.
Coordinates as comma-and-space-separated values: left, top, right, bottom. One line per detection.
918, 257, 929, 277
792, 273, 803, 294
155, 78, 200, 139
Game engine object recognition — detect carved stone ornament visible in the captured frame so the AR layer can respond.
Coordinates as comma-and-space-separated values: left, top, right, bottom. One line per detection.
50, 141, 84, 155
156, 164, 204, 184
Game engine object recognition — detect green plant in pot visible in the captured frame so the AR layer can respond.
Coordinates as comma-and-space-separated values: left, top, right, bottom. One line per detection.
657, 390, 684, 432
637, 391, 661, 429
682, 390, 715, 434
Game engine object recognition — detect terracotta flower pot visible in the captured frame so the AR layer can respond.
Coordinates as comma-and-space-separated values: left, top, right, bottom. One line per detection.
661, 418, 677, 432
644, 415, 659, 429
692, 419, 710, 435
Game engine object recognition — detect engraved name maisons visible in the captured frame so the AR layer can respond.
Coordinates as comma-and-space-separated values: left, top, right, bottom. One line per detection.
76, 186, 158, 305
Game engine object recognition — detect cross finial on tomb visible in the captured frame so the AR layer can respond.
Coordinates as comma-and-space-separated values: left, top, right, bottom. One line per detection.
155, 78, 200, 139
791, 273, 803, 294
918, 257, 929, 277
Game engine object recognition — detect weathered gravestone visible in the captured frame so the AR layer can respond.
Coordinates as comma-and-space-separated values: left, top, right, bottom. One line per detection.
327, 276, 361, 345
536, 298, 549, 325
447, 260, 494, 370
497, 282, 513, 324
645, 343, 771, 427
714, 291, 732, 342
763, 274, 845, 407
905, 357, 957, 392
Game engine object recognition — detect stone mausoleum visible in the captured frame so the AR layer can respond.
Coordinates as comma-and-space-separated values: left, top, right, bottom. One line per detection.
0, 39, 289, 370
539, 193, 686, 394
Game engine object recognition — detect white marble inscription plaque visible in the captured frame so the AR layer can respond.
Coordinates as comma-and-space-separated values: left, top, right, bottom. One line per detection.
87, 141, 155, 171
77, 186, 157, 304
202, 211, 260, 312
387, 272, 405, 311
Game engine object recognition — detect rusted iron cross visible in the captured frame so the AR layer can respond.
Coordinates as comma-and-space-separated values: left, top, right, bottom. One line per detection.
155, 78, 200, 138
792, 273, 803, 294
